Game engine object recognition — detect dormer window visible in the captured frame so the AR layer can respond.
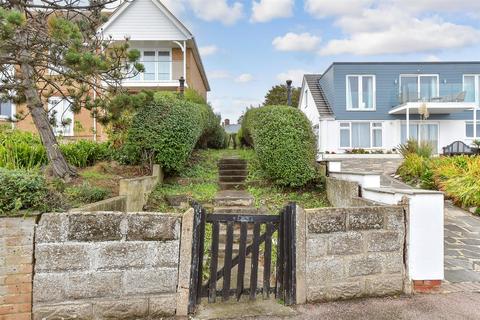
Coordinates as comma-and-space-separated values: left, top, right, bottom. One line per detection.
346, 75, 376, 110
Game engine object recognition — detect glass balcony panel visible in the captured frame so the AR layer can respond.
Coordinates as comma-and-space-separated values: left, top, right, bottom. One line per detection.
420, 76, 438, 101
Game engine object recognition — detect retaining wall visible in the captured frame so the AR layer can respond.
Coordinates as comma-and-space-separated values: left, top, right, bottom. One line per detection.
32, 211, 181, 319
300, 205, 406, 302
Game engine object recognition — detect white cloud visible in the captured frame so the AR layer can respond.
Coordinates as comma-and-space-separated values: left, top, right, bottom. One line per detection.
305, 0, 374, 18
276, 69, 307, 86
424, 54, 441, 62
189, 0, 243, 25
235, 73, 254, 83
210, 96, 261, 122
251, 0, 294, 23
320, 14, 480, 56
161, 0, 187, 15
199, 45, 219, 56
209, 70, 231, 79
273, 32, 321, 52
393, 0, 480, 13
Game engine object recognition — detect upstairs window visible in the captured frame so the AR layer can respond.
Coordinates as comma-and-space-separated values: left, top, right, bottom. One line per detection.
346, 75, 375, 110
463, 75, 480, 103
399, 74, 439, 103
131, 50, 172, 82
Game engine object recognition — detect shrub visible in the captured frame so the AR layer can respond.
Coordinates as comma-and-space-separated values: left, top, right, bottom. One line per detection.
242, 105, 317, 187
0, 128, 48, 169
65, 183, 110, 206
124, 92, 225, 172
397, 154, 427, 185
0, 168, 50, 215
398, 139, 432, 159
60, 140, 113, 168
0, 127, 113, 169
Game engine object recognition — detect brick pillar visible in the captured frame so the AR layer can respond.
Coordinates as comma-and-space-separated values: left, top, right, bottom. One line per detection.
413, 280, 442, 293
0, 216, 36, 320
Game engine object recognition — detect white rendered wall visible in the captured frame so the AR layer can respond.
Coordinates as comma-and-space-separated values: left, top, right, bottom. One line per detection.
329, 172, 381, 189
362, 188, 445, 281
298, 86, 320, 126
321, 119, 472, 155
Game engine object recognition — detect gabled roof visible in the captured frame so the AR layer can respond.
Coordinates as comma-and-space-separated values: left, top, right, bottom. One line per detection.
304, 74, 333, 117
99, 0, 210, 91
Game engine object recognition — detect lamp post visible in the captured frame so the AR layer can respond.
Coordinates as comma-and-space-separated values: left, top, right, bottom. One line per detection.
286, 80, 293, 106
179, 76, 185, 97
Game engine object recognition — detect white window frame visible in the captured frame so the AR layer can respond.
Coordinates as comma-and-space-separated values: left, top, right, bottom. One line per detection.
0, 100, 13, 120
465, 120, 480, 139
339, 121, 383, 149
463, 74, 480, 104
48, 97, 74, 137
132, 48, 173, 82
399, 74, 440, 100
346, 75, 376, 111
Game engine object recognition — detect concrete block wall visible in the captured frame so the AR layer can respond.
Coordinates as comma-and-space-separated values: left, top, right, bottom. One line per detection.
303, 206, 406, 302
0, 216, 36, 320
32, 212, 181, 320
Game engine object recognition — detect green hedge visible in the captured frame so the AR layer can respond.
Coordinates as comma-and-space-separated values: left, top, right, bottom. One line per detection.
0, 168, 50, 215
241, 105, 317, 187
124, 92, 225, 173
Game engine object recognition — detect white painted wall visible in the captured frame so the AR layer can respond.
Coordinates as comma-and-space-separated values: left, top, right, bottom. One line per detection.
299, 83, 320, 126
362, 188, 445, 281
329, 172, 381, 189
320, 119, 473, 155
102, 0, 188, 41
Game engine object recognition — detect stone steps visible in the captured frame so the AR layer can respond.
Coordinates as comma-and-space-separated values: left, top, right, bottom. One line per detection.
220, 169, 248, 176
214, 206, 259, 214
219, 182, 246, 191
218, 163, 247, 170
219, 175, 247, 183
214, 191, 254, 207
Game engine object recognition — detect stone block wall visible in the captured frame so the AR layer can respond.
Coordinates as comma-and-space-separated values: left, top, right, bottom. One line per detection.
32, 212, 181, 320
0, 216, 36, 320
304, 206, 406, 302
326, 177, 360, 207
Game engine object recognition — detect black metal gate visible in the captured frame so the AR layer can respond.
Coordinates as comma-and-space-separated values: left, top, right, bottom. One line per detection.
188, 201, 296, 313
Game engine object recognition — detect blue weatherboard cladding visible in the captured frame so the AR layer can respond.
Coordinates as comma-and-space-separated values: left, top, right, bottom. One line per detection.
319, 62, 480, 121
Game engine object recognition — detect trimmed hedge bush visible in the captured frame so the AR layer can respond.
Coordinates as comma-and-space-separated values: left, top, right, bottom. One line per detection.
241, 105, 317, 187
124, 92, 226, 173
0, 168, 50, 215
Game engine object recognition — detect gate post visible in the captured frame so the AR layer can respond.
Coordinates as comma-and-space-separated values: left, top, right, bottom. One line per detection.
295, 205, 307, 305
176, 208, 194, 316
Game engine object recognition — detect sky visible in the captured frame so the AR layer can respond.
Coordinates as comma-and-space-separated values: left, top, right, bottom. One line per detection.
159, 0, 480, 123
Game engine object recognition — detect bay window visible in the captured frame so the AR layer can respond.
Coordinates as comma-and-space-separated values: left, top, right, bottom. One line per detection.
131, 50, 172, 81
48, 98, 74, 137
340, 122, 383, 149
346, 75, 375, 110
400, 74, 439, 103
463, 75, 480, 103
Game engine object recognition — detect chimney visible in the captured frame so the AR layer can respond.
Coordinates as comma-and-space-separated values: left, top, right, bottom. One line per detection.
286, 80, 293, 106
179, 77, 185, 96
224, 119, 230, 126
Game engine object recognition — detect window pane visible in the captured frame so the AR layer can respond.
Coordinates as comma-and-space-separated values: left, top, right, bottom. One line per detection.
401, 124, 419, 143
464, 76, 476, 102
0, 100, 11, 117
347, 77, 359, 109
372, 129, 382, 147
49, 99, 73, 136
420, 76, 437, 101
400, 76, 418, 103
158, 51, 170, 81
143, 51, 156, 81
340, 129, 350, 148
466, 122, 480, 138
352, 123, 370, 148
362, 76, 374, 109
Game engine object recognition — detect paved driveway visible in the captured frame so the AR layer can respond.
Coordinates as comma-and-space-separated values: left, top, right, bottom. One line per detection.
444, 202, 480, 283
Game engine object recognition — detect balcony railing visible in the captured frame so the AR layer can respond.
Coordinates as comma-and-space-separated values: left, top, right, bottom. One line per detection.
397, 84, 469, 105
124, 60, 184, 83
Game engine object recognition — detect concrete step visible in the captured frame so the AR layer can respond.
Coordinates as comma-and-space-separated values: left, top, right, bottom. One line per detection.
219, 175, 247, 183
219, 169, 248, 176
219, 182, 245, 190
219, 163, 247, 170
219, 158, 247, 165
214, 191, 254, 207
214, 206, 258, 214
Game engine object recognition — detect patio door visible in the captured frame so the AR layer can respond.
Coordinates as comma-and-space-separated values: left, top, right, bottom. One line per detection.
401, 123, 439, 153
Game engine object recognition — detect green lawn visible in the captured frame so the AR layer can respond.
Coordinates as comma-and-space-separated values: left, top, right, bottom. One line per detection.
145, 148, 329, 212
